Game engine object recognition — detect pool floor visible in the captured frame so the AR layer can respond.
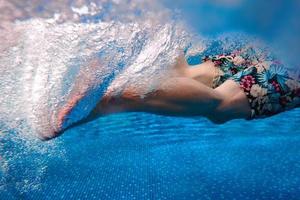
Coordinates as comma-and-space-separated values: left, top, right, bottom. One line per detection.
1, 109, 300, 200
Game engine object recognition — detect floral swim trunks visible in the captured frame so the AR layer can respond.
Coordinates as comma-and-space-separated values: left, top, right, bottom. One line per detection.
203, 46, 300, 119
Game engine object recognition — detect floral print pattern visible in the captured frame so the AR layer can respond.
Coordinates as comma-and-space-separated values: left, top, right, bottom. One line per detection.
203, 45, 300, 119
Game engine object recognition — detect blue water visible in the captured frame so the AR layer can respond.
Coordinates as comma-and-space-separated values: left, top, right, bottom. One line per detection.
2, 110, 300, 199
1, 0, 300, 200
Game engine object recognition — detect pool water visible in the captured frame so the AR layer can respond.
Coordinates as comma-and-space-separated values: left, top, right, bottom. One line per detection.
1, 0, 300, 199
2, 111, 300, 199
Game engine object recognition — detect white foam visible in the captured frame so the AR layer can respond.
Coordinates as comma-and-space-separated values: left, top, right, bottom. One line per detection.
0, 17, 200, 138
71, 5, 90, 15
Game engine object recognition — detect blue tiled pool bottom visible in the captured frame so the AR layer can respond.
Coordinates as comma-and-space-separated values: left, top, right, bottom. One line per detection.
2, 109, 300, 200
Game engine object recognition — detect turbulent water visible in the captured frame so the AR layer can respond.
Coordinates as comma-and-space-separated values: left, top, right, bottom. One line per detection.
0, 0, 207, 193
0, 8, 204, 139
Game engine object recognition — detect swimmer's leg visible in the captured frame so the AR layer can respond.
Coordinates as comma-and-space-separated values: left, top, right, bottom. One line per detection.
49, 78, 250, 140
95, 78, 251, 124
43, 56, 249, 140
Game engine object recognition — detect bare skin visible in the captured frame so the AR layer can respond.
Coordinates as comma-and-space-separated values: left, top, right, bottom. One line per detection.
47, 56, 251, 140
95, 58, 251, 122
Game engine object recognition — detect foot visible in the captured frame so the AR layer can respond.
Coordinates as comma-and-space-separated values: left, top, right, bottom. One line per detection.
57, 93, 86, 130
37, 92, 86, 141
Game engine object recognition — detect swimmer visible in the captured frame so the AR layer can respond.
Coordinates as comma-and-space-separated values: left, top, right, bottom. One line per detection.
44, 45, 300, 140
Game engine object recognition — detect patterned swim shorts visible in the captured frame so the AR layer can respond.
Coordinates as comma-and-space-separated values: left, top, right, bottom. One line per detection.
203, 46, 300, 119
